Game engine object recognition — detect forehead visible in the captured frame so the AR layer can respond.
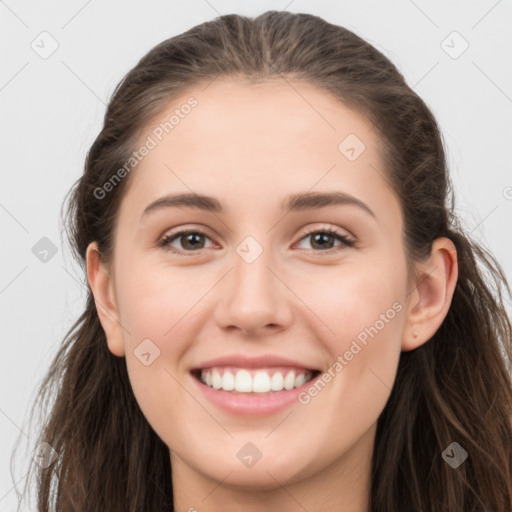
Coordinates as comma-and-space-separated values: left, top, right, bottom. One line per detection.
118, 77, 398, 224
155, 77, 377, 163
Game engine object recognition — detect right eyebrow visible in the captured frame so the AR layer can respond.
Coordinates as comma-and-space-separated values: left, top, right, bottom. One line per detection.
142, 193, 222, 217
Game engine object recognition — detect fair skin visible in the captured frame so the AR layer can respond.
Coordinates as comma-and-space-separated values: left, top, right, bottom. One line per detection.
86, 78, 458, 512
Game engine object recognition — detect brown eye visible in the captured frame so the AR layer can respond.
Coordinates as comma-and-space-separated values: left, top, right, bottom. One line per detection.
295, 228, 355, 253
158, 229, 214, 254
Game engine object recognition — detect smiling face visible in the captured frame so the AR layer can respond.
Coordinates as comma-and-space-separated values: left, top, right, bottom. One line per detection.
86, 77, 425, 505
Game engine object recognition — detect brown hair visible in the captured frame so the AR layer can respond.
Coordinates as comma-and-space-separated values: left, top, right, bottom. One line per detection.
9, 11, 512, 511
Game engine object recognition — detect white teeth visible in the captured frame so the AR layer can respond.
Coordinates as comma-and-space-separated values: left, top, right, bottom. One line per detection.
198, 368, 314, 393
252, 371, 271, 392
222, 371, 235, 391
270, 372, 284, 391
294, 373, 306, 388
284, 370, 295, 390
235, 369, 253, 392
212, 368, 222, 390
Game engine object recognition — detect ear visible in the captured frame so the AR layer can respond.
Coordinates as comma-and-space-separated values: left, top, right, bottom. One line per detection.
402, 237, 459, 351
86, 241, 125, 357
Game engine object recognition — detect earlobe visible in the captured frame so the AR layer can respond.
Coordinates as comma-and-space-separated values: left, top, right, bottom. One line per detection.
402, 237, 459, 352
85, 242, 125, 357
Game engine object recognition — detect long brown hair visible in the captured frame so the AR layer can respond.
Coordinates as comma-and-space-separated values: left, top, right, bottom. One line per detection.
10, 11, 512, 511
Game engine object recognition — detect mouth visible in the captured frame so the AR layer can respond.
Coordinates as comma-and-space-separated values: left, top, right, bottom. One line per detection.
190, 366, 322, 395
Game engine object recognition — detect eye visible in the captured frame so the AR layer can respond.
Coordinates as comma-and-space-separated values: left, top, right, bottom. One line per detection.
158, 228, 215, 255
294, 227, 355, 254
158, 225, 355, 256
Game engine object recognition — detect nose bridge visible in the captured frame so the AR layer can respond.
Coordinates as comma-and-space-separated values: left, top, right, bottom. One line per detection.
214, 234, 291, 333
231, 235, 277, 305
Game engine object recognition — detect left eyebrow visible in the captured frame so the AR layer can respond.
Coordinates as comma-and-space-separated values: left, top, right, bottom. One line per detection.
141, 190, 376, 219
284, 191, 376, 219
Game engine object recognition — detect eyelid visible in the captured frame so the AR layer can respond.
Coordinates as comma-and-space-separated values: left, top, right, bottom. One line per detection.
296, 223, 354, 241
292, 225, 356, 254
158, 223, 356, 255
157, 225, 216, 255
158, 223, 216, 243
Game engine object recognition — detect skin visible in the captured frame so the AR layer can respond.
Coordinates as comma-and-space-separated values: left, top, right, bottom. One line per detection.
86, 78, 458, 512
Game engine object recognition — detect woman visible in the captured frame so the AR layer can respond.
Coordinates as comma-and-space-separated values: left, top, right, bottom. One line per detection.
12, 10, 512, 511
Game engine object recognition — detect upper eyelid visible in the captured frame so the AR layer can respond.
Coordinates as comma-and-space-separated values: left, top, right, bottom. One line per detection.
161, 224, 355, 250
161, 223, 353, 240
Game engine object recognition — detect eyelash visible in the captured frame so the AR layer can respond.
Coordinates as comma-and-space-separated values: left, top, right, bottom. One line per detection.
157, 226, 355, 256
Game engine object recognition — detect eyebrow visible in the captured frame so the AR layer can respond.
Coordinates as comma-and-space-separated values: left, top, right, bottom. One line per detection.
141, 191, 376, 219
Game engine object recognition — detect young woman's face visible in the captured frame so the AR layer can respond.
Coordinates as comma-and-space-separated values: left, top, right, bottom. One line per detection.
90, 78, 418, 496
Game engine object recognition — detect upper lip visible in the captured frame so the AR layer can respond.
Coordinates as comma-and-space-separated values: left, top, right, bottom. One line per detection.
192, 354, 321, 372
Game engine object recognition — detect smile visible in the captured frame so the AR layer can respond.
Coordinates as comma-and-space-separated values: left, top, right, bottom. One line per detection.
190, 366, 322, 416
195, 366, 319, 393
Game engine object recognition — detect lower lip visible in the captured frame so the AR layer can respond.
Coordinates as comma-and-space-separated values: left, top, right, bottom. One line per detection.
191, 371, 320, 416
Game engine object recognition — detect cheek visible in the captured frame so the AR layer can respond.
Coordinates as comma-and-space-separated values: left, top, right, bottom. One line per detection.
298, 273, 404, 439
115, 263, 203, 440
300, 263, 403, 340
115, 259, 208, 343
298, 263, 405, 392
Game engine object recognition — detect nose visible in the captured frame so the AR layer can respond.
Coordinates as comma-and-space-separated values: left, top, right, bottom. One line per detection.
213, 245, 293, 337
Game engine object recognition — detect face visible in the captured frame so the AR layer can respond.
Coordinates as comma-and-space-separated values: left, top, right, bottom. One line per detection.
89, 78, 417, 496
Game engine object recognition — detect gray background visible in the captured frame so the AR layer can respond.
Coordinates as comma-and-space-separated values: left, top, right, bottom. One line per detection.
1, 0, 511, 509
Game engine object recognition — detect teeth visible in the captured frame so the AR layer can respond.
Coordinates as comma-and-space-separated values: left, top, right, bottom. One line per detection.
270, 372, 284, 391
212, 368, 222, 390
199, 368, 314, 393
284, 370, 295, 390
295, 373, 306, 387
235, 369, 252, 392
222, 370, 235, 391
253, 371, 271, 392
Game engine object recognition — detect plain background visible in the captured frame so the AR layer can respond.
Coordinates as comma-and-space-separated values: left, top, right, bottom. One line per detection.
1, 0, 511, 509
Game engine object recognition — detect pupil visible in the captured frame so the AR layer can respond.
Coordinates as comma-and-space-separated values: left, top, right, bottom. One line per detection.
183, 233, 204, 249
179, 232, 336, 251
312, 233, 333, 249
